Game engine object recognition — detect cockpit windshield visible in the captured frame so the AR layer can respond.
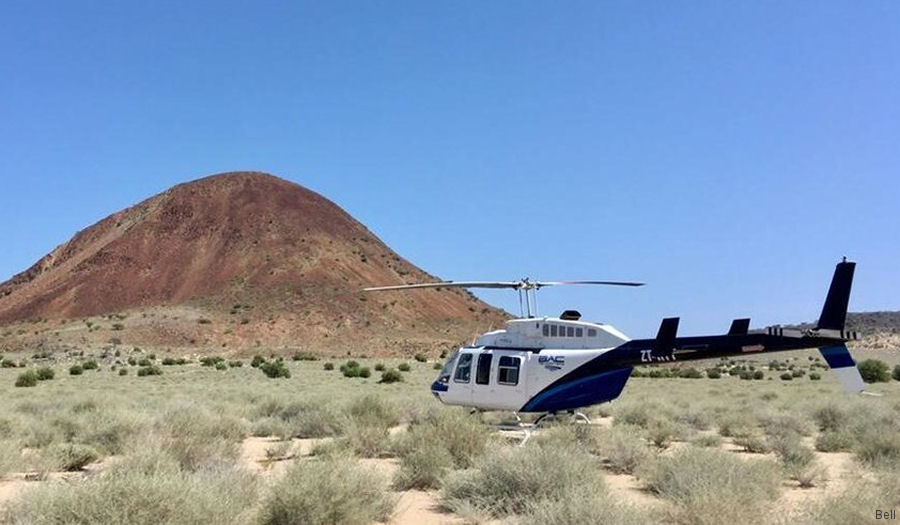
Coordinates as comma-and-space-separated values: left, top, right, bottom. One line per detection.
436, 349, 459, 383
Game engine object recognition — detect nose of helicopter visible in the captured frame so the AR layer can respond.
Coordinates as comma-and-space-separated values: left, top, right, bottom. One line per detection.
430, 380, 448, 401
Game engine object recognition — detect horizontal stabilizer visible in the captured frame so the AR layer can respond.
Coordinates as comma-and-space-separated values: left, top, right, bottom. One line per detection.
728, 318, 750, 336
819, 345, 864, 393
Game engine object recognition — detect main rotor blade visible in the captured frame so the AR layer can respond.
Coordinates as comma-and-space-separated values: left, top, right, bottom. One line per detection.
535, 280, 645, 287
362, 281, 520, 292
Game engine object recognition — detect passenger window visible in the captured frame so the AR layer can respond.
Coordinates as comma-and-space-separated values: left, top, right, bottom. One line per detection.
542, 324, 549, 336
576, 328, 583, 337
475, 354, 492, 385
587, 328, 597, 337
550, 325, 557, 337
567, 326, 575, 337
498, 356, 521, 385
454, 353, 473, 383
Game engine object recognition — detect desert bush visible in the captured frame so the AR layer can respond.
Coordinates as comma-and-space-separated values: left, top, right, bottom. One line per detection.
358, 366, 371, 378
323, 362, 334, 371
811, 402, 849, 433
1, 358, 16, 368
519, 485, 652, 525
613, 403, 651, 428
647, 418, 688, 448
214, 362, 227, 370
690, 434, 723, 448
78, 411, 144, 455
161, 357, 177, 365
398, 409, 488, 470
858, 359, 891, 383
82, 359, 98, 370
598, 424, 653, 474
379, 368, 403, 383
228, 360, 242, 368
809, 372, 821, 380
753, 370, 765, 380
855, 431, 900, 469
9, 451, 258, 525
15, 370, 38, 387
35, 367, 54, 381
638, 447, 781, 525
433, 362, 442, 369
344, 421, 392, 458
393, 442, 453, 490
258, 458, 394, 525
199, 356, 224, 367
780, 372, 793, 381
250, 418, 289, 439
706, 368, 721, 379
414, 353, 427, 362
260, 359, 291, 379
153, 405, 245, 471
340, 360, 361, 377
291, 351, 318, 361
279, 401, 345, 438
397, 362, 411, 372
46, 443, 99, 471
675, 409, 712, 431
815, 429, 855, 452
118, 368, 127, 376
678, 367, 703, 379
0, 439, 20, 477
893, 365, 900, 382
374, 363, 385, 371
734, 435, 771, 453
347, 395, 401, 428
441, 444, 602, 517
251, 355, 266, 368
137, 365, 163, 377
69, 364, 83, 376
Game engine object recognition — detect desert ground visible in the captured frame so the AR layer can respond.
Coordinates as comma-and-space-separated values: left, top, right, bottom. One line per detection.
0, 344, 898, 524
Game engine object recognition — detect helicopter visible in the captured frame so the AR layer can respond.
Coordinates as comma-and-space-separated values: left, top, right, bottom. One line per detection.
364, 259, 863, 425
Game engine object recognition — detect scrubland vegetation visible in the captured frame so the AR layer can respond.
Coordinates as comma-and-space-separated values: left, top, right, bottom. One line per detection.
0, 346, 897, 524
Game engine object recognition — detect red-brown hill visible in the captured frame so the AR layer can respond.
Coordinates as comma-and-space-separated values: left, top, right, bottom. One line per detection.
0, 172, 508, 355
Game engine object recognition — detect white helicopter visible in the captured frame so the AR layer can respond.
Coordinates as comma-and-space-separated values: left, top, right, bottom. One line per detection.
364, 260, 863, 425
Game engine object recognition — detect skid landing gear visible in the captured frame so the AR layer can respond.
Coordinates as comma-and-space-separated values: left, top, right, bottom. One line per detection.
492, 410, 594, 447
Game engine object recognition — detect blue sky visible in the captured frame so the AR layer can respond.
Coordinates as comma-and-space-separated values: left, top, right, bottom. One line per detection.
1, 2, 897, 336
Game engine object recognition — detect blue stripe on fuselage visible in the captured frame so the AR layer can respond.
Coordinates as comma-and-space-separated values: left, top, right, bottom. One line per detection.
521, 367, 632, 413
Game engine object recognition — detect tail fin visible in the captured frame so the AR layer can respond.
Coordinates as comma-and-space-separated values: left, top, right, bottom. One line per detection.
653, 317, 679, 358
816, 259, 856, 331
728, 318, 750, 336
819, 345, 864, 392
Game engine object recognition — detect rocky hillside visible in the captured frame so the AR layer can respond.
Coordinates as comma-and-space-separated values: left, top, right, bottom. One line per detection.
0, 172, 508, 355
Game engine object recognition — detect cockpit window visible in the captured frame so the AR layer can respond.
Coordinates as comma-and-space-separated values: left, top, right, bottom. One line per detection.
437, 350, 458, 383
454, 353, 473, 383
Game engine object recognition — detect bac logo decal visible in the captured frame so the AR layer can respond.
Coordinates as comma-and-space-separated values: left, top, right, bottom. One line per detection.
539, 355, 565, 370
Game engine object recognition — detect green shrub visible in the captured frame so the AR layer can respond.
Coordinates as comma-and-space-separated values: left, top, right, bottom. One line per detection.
35, 367, 54, 381
82, 359, 98, 370
15, 370, 38, 387
341, 360, 361, 377
638, 447, 781, 525
855, 431, 900, 468
197, 317, 211, 324
1, 358, 16, 368
118, 368, 128, 376
200, 356, 224, 367
397, 362, 411, 372
259, 458, 394, 525
780, 373, 793, 381
414, 353, 427, 362
858, 359, 891, 383
137, 365, 163, 377
706, 369, 721, 379
228, 360, 243, 368
374, 363, 385, 371
433, 362, 442, 369
251, 355, 266, 368
441, 444, 602, 517
138, 358, 151, 367
214, 362, 227, 370
379, 368, 403, 383
678, 368, 703, 379
291, 351, 318, 361
260, 359, 291, 379
810, 372, 821, 380
70, 364, 84, 375
161, 357, 177, 365
126, 357, 137, 366
278, 401, 344, 438
358, 367, 371, 378
753, 370, 765, 380
893, 365, 900, 382
323, 362, 334, 371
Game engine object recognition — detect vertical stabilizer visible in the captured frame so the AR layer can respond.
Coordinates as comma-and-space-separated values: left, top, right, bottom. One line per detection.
816, 260, 856, 331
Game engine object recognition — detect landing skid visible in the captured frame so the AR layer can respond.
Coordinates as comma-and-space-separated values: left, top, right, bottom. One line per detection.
491, 410, 593, 447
